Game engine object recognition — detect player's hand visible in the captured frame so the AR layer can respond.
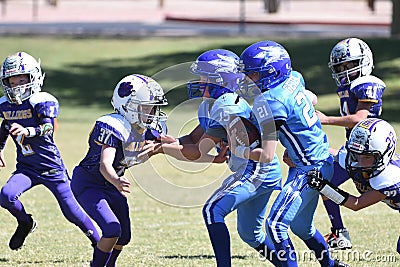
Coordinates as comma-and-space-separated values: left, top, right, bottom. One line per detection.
282, 149, 295, 168
307, 169, 326, 191
315, 110, 329, 125
0, 149, 5, 168
111, 176, 131, 197
213, 141, 229, 164
160, 134, 177, 144
9, 123, 29, 136
137, 140, 161, 160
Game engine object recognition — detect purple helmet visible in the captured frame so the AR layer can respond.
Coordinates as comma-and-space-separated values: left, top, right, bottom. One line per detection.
238, 40, 292, 95
188, 49, 242, 99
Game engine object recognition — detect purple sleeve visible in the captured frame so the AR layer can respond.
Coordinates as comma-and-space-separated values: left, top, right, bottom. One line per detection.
351, 80, 385, 103
0, 120, 9, 150
35, 100, 59, 118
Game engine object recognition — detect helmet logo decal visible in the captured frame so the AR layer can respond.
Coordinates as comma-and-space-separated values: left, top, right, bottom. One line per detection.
208, 54, 238, 73
255, 46, 289, 66
349, 127, 368, 151
331, 43, 348, 63
117, 82, 133, 98
3, 56, 24, 76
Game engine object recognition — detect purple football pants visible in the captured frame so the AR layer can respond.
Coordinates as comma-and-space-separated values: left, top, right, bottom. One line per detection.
0, 171, 100, 245
71, 166, 131, 246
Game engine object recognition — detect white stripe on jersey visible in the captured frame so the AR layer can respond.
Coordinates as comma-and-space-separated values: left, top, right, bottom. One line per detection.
97, 113, 131, 143
281, 125, 311, 165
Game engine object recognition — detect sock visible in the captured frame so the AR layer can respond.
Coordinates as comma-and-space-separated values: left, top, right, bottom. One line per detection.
273, 238, 297, 267
304, 231, 334, 267
206, 223, 231, 267
255, 238, 282, 267
106, 249, 122, 267
323, 199, 344, 230
7, 201, 31, 222
91, 246, 111, 267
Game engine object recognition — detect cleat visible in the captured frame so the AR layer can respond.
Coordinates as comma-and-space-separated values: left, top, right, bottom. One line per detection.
9, 215, 37, 250
324, 228, 352, 250
334, 259, 350, 267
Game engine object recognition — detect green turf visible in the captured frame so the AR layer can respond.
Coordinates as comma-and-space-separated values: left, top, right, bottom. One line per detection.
0, 37, 399, 266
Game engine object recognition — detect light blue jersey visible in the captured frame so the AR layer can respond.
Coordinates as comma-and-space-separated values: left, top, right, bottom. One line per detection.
199, 92, 282, 251
198, 93, 281, 186
254, 71, 335, 266
253, 71, 331, 171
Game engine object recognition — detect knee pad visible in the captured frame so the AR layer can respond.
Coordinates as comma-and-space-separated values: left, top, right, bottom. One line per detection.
0, 187, 17, 208
102, 222, 122, 239
290, 223, 315, 240
237, 228, 264, 248
116, 229, 131, 246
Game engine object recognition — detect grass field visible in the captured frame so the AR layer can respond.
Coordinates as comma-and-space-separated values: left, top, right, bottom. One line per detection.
0, 36, 399, 266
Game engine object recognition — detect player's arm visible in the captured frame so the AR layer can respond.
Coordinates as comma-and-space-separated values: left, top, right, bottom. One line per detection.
307, 169, 386, 210
0, 120, 9, 167
99, 144, 131, 197
9, 116, 54, 137
231, 119, 280, 164
178, 124, 204, 145
316, 101, 373, 128
160, 133, 227, 163
342, 190, 386, 211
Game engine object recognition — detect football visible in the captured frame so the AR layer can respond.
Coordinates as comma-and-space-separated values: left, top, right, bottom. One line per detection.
227, 116, 261, 149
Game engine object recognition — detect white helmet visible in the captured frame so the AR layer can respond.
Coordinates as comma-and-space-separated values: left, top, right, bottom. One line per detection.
0, 52, 45, 104
346, 118, 397, 178
328, 38, 373, 86
111, 74, 168, 128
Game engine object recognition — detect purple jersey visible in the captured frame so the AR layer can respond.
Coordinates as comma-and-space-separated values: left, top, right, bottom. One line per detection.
78, 113, 151, 185
338, 150, 400, 210
337, 75, 385, 138
0, 92, 66, 181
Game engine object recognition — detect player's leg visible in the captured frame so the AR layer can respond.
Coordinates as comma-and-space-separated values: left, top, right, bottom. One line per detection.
290, 185, 336, 267
74, 187, 122, 267
0, 172, 38, 250
236, 184, 281, 266
266, 171, 305, 267
202, 173, 247, 267
265, 161, 335, 267
104, 191, 131, 267
44, 176, 100, 246
322, 161, 352, 250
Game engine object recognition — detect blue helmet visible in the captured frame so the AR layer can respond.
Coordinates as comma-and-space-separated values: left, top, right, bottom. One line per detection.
188, 49, 241, 99
238, 40, 292, 94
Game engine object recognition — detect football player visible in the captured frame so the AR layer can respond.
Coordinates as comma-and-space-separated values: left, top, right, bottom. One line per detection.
155, 49, 283, 267
308, 118, 400, 254
0, 52, 100, 250
234, 40, 348, 267
315, 38, 385, 250
70, 74, 168, 267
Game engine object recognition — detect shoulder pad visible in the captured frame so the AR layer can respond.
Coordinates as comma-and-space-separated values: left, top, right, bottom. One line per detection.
350, 75, 386, 90
97, 113, 131, 142
369, 164, 400, 190
0, 96, 8, 105
29, 92, 58, 106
